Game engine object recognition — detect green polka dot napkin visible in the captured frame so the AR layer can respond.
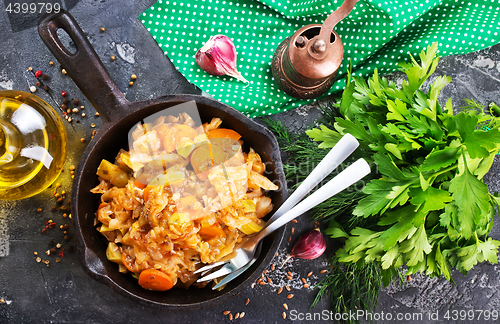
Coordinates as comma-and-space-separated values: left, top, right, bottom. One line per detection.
141, 0, 500, 118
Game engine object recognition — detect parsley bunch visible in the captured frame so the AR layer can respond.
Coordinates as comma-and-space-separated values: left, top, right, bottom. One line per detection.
307, 42, 500, 283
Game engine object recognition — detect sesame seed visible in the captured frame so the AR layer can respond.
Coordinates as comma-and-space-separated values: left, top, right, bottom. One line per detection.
307, 271, 313, 277
223, 311, 230, 315
283, 303, 288, 310
277, 287, 283, 294
287, 294, 294, 299
245, 298, 249, 305
320, 269, 327, 274
282, 312, 286, 319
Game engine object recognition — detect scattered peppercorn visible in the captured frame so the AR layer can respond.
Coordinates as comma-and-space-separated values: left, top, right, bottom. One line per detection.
80, 105, 84, 110
29, 86, 36, 93
91, 123, 96, 128
61, 69, 67, 74
49, 61, 54, 65
41, 74, 49, 80
64, 235, 70, 241
131, 74, 137, 80
61, 104, 67, 110
67, 117, 72, 123
28, 67, 33, 71
81, 113, 86, 117
73, 99, 80, 105
128, 81, 134, 86
80, 138, 86, 143
34, 70, 42, 78
36, 81, 41, 87
66, 109, 71, 114
100, 27, 105, 32
37, 208, 42, 212
95, 112, 100, 116
72, 108, 79, 113
110, 55, 116, 60
43, 85, 50, 92
62, 97, 70, 104
61, 91, 67, 97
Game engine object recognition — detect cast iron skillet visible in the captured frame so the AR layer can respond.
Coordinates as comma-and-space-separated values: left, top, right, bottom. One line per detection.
38, 10, 287, 309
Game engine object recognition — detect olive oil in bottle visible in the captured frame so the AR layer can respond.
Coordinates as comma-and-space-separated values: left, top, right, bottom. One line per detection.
0, 90, 67, 200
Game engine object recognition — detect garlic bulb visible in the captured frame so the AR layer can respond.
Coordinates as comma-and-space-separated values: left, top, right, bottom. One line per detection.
195, 35, 249, 83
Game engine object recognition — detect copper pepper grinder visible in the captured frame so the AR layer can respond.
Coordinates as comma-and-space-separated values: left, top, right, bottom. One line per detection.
271, 0, 359, 99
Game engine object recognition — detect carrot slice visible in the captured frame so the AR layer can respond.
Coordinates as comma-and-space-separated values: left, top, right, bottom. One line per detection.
138, 269, 174, 291
143, 185, 152, 201
207, 128, 242, 140
198, 225, 226, 239
134, 180, 147, 189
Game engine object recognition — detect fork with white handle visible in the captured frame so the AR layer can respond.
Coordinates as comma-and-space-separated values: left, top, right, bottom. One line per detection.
194, 134, 368, 287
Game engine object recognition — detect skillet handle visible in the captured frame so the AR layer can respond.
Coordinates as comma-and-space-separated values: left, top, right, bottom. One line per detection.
38, 10, 128, 124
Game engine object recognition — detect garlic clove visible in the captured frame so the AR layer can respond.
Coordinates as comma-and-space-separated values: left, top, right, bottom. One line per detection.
195, 35, 249, 83
281, 228, 327, 268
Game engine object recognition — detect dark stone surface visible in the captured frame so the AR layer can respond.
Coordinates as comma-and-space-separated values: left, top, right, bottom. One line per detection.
0, 0, 499, 323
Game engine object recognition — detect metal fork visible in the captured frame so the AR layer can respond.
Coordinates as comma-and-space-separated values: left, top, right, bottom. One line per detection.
202, 158, 371, 289
194, 134, 365, 284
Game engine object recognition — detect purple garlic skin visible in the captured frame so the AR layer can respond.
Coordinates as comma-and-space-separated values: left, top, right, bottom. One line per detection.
290, 228, 327, 260
195, 35, 249, 83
